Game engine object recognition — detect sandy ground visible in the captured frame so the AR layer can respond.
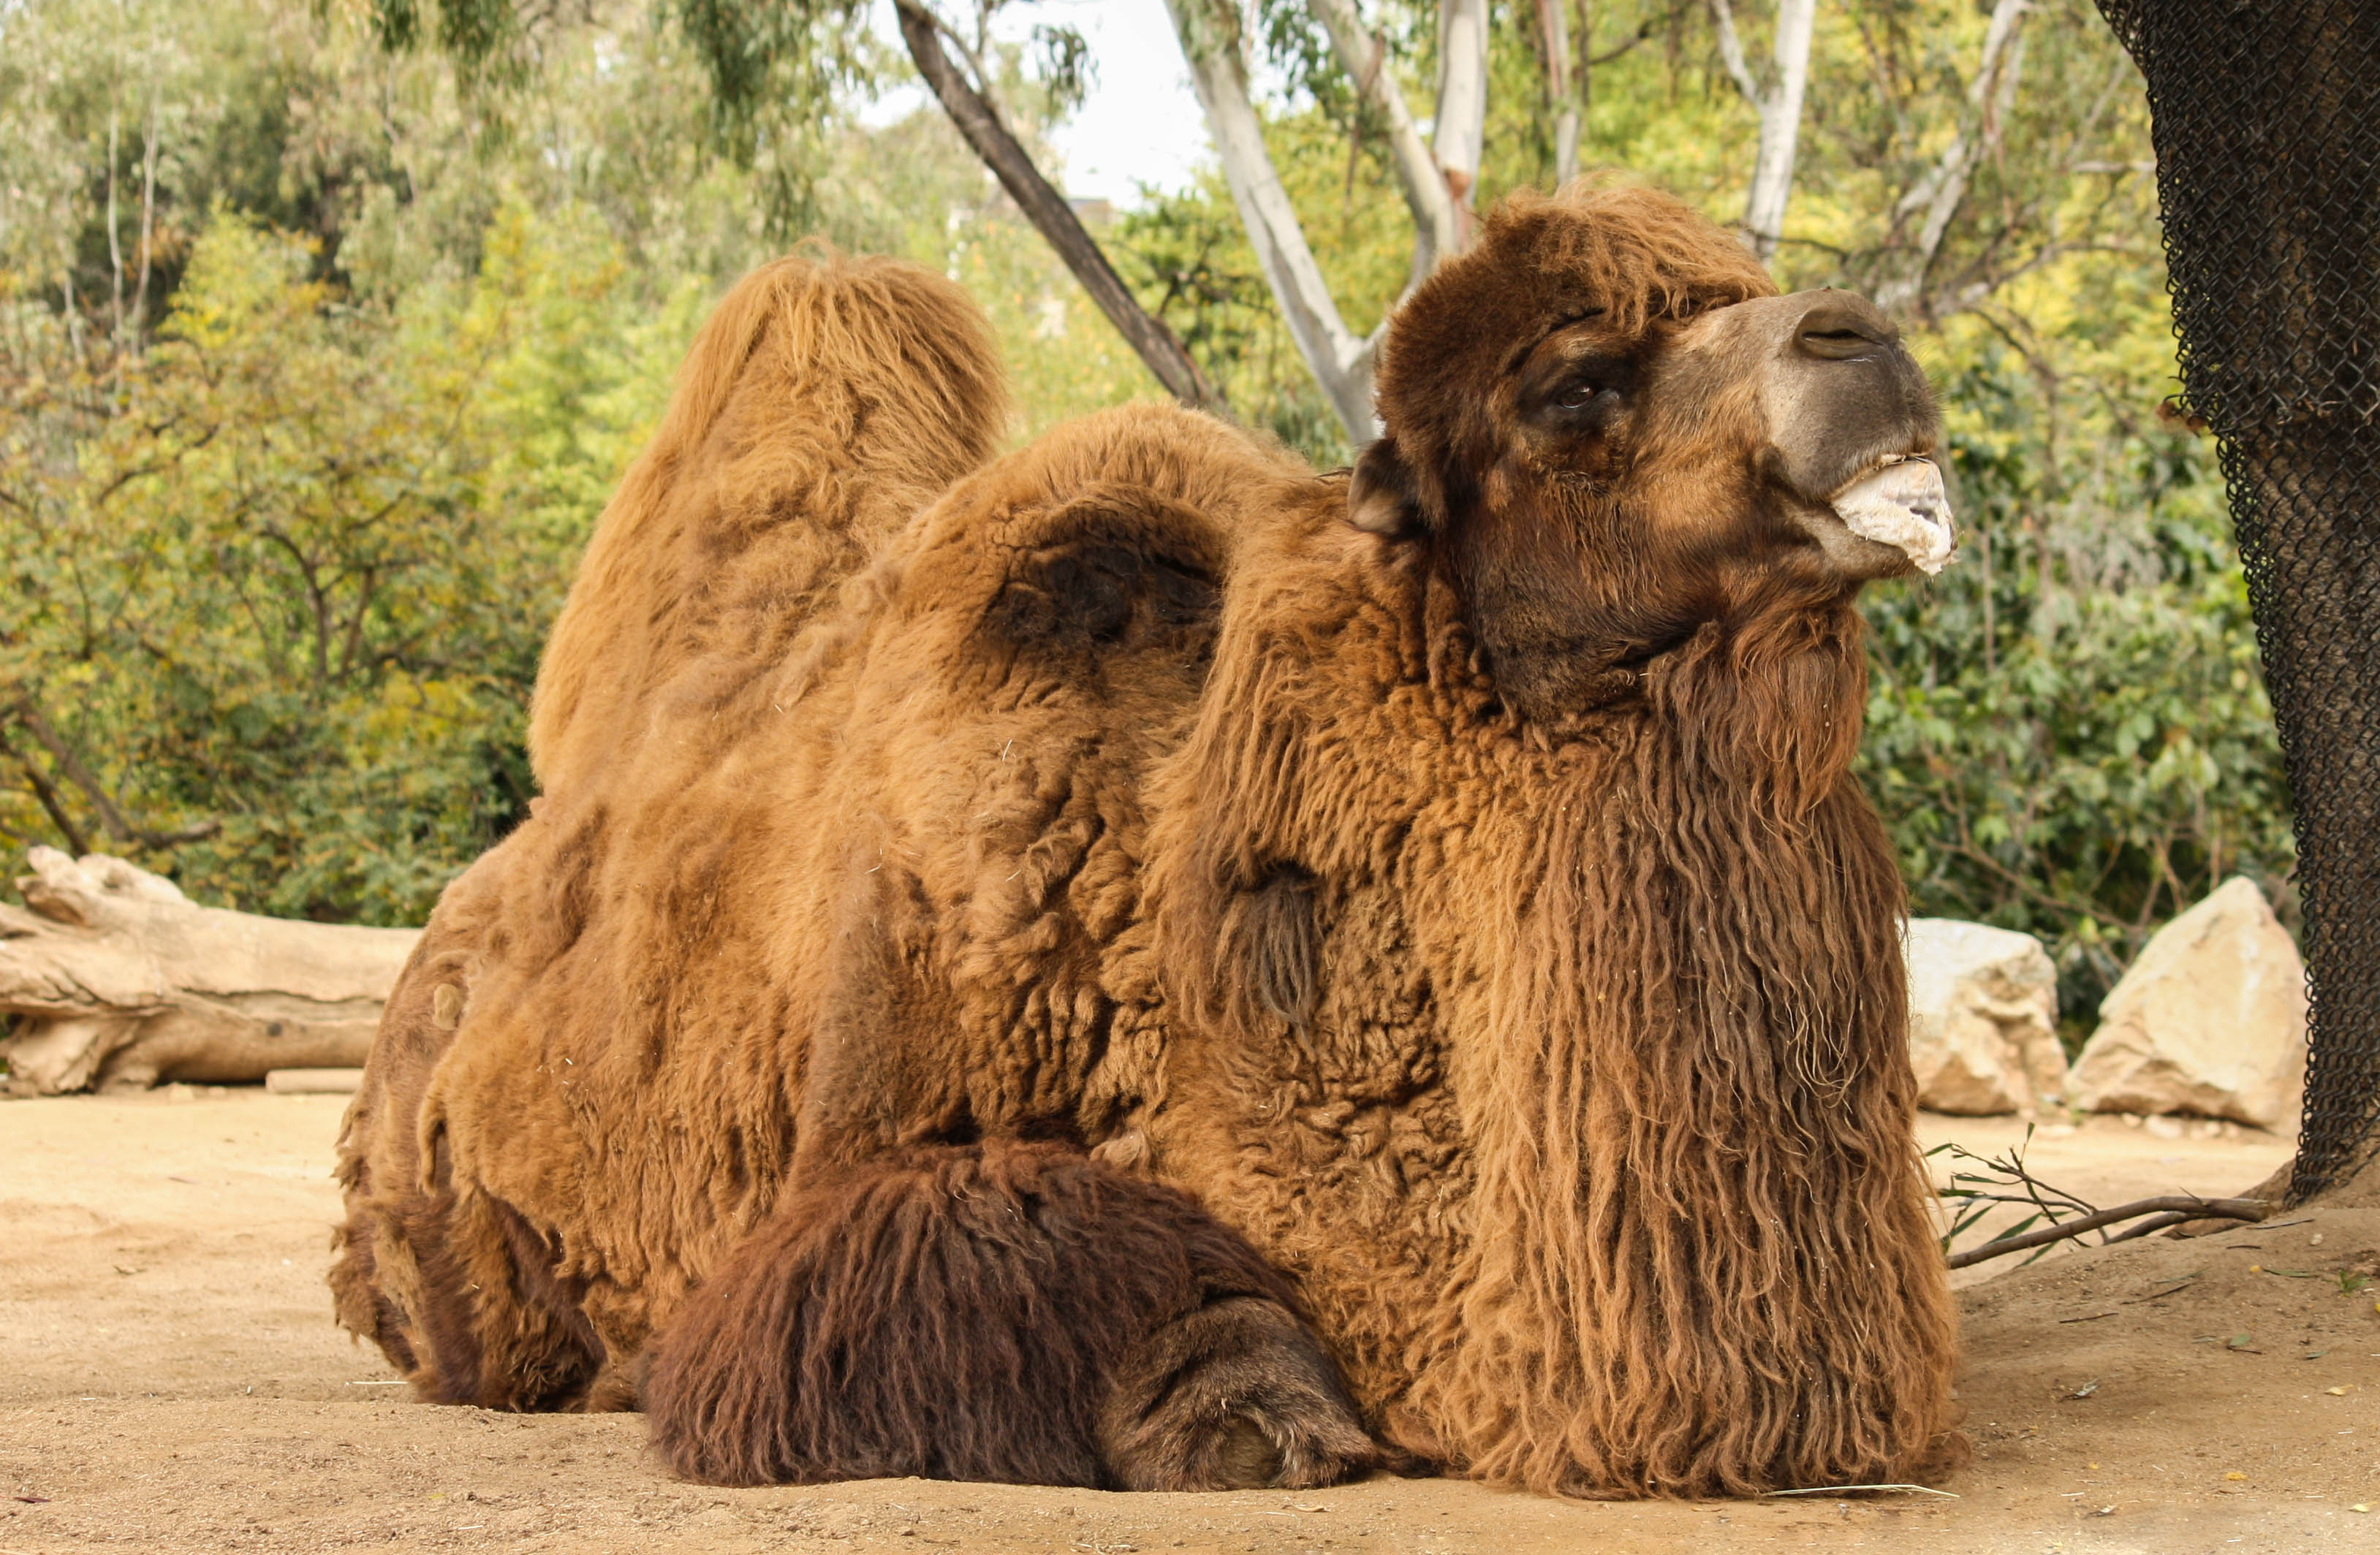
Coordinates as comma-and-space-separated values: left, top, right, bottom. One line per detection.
4, 1090, 2376, 1554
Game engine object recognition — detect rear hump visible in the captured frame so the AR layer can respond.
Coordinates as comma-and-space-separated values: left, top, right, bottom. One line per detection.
529, 254, 1008, 788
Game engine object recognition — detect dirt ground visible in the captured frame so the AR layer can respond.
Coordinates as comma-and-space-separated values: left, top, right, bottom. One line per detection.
4, 1090, 2376, 1554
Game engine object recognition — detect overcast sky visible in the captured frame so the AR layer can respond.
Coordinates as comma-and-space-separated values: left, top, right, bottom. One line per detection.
863, 0, 1218, 207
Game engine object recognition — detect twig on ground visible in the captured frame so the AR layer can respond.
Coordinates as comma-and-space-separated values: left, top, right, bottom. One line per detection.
1763, 1483, 1961, 1498
1933, 1127, 2267, 1269
1947, 1196, 2267, 1269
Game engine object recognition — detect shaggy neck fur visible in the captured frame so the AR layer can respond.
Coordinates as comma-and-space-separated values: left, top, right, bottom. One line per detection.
1411, 588, 1960, 1496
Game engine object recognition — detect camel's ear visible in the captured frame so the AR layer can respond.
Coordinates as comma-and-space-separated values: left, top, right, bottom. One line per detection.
1348, 437, 1424, 539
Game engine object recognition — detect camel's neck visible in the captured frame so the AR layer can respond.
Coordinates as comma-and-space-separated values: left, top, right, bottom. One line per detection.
1143, 540, 1958, 1495
1411, 596, 1960, 1496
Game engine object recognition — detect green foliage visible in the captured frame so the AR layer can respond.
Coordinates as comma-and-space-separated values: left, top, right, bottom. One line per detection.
1866, 324, 2292, 1022
1118, 178, 1354, 466
0, 0, 1172, 926
1, 204, 700, 922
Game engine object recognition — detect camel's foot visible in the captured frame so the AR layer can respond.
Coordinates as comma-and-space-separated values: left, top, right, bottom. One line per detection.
1099, 1294, 1383, 1491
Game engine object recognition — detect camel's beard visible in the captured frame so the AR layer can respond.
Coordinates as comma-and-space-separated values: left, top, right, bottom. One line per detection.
1413, 602, 1963, 1497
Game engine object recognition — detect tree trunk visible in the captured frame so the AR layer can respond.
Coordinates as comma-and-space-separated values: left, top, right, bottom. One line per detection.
0, 848, 419, 1095
1167, 0, 1381, 440
1536, 0, 1583, 187
892, 0, 1224, 412
1710, 0, 1817, 265
1434, 0, 1490, 239
1308, 0, 1458, 286
1875, 0, 2032, 314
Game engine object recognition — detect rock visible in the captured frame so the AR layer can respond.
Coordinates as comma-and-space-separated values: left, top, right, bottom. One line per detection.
1905, 919, 2068, 1115
2067, 877, 2307, 1128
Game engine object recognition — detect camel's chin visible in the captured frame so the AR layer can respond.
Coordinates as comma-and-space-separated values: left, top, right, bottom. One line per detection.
1792, 504, 1932, 582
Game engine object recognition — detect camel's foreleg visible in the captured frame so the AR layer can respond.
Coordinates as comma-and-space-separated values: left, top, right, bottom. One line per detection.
639, 1140, 1382, 1489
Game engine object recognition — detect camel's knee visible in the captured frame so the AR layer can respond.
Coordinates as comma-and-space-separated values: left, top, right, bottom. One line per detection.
640, 1141, 1382, 1490
334, 1185, 602, 1412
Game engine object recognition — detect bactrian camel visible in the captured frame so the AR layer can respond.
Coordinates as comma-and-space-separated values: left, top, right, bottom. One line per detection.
332, 186, 1966, 1498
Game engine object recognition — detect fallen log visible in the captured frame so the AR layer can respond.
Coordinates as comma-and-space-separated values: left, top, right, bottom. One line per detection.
0, 848, 418, 1095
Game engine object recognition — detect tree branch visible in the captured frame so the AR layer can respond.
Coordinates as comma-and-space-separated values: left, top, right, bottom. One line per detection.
1532, 0, 1583, 188
1166, 0, 1377, 440
1710, 0, 1814, 264
892, 0, 1224, 413
0, 729, 92, 856
1947, 1195, 2267, 1269
1708, 0, 1762, 107
9, 701, 219, 849
1432, 0, 1489, 238
1877, 0, 2032, 313
1307, 0, 1458, 282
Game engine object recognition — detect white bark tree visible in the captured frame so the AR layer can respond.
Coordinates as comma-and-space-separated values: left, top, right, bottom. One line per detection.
1535, 0, 1583, 187
1709, 0, 1817, 265
1307, 0, 1458, 287
1433, 0, 1490, 237
1875, 0, 2032, 313
1164, 0, 1490, 442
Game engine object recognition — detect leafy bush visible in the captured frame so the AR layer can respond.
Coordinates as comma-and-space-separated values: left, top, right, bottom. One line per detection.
1862, 298, 2293, 1027
1, 207, 702, 922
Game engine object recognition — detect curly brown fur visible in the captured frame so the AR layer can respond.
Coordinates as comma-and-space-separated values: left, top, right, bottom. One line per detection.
641, 1142, 1379, 1489
335, 186, 1963, 1499
1144, 186, 1960, 1494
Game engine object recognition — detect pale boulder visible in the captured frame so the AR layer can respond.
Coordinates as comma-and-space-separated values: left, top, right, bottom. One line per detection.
2067, 876, 2307, 1128
1904, 918, 2068, 1115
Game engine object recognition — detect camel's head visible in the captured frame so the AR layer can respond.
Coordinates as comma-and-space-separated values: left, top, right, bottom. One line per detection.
1352, 186, 1950, 721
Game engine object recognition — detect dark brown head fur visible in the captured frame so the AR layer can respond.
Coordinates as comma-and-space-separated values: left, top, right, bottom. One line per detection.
1352, 186, 1940, 723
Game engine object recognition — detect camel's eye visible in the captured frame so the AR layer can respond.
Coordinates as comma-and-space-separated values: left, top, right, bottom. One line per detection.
1545, 377, 1620, 424
1522, 349, 1631, 434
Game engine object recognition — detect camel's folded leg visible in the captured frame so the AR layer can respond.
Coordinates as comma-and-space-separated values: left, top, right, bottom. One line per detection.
334, 1141, 617, 1411
331, 898, 624, 1412
640, 1141, 1383, 1490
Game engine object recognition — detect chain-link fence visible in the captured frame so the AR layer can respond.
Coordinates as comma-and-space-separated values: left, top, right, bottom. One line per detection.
2094, 1, 2380, 1201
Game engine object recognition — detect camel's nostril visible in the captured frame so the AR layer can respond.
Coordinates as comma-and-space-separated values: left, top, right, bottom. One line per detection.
1795, 299, 1890, 360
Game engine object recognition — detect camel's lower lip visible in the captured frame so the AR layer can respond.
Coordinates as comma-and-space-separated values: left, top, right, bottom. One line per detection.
1827, 456, 1957, 574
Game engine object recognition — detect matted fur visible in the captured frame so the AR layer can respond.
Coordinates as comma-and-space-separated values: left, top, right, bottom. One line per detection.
333, 186, 1963, 1498
1133, 550, 1959, 1497
643, 1141, 1378, 1489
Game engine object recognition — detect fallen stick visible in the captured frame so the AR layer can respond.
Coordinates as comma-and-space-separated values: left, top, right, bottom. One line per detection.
265, 1068, 367, 1095
1947, 1195, 2268, 1269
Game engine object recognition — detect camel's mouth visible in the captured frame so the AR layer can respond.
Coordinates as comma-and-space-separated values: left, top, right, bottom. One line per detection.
1826, 455, 1957, 575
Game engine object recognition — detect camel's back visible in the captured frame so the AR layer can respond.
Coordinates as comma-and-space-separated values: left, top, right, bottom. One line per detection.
528, 254, 1009, 793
